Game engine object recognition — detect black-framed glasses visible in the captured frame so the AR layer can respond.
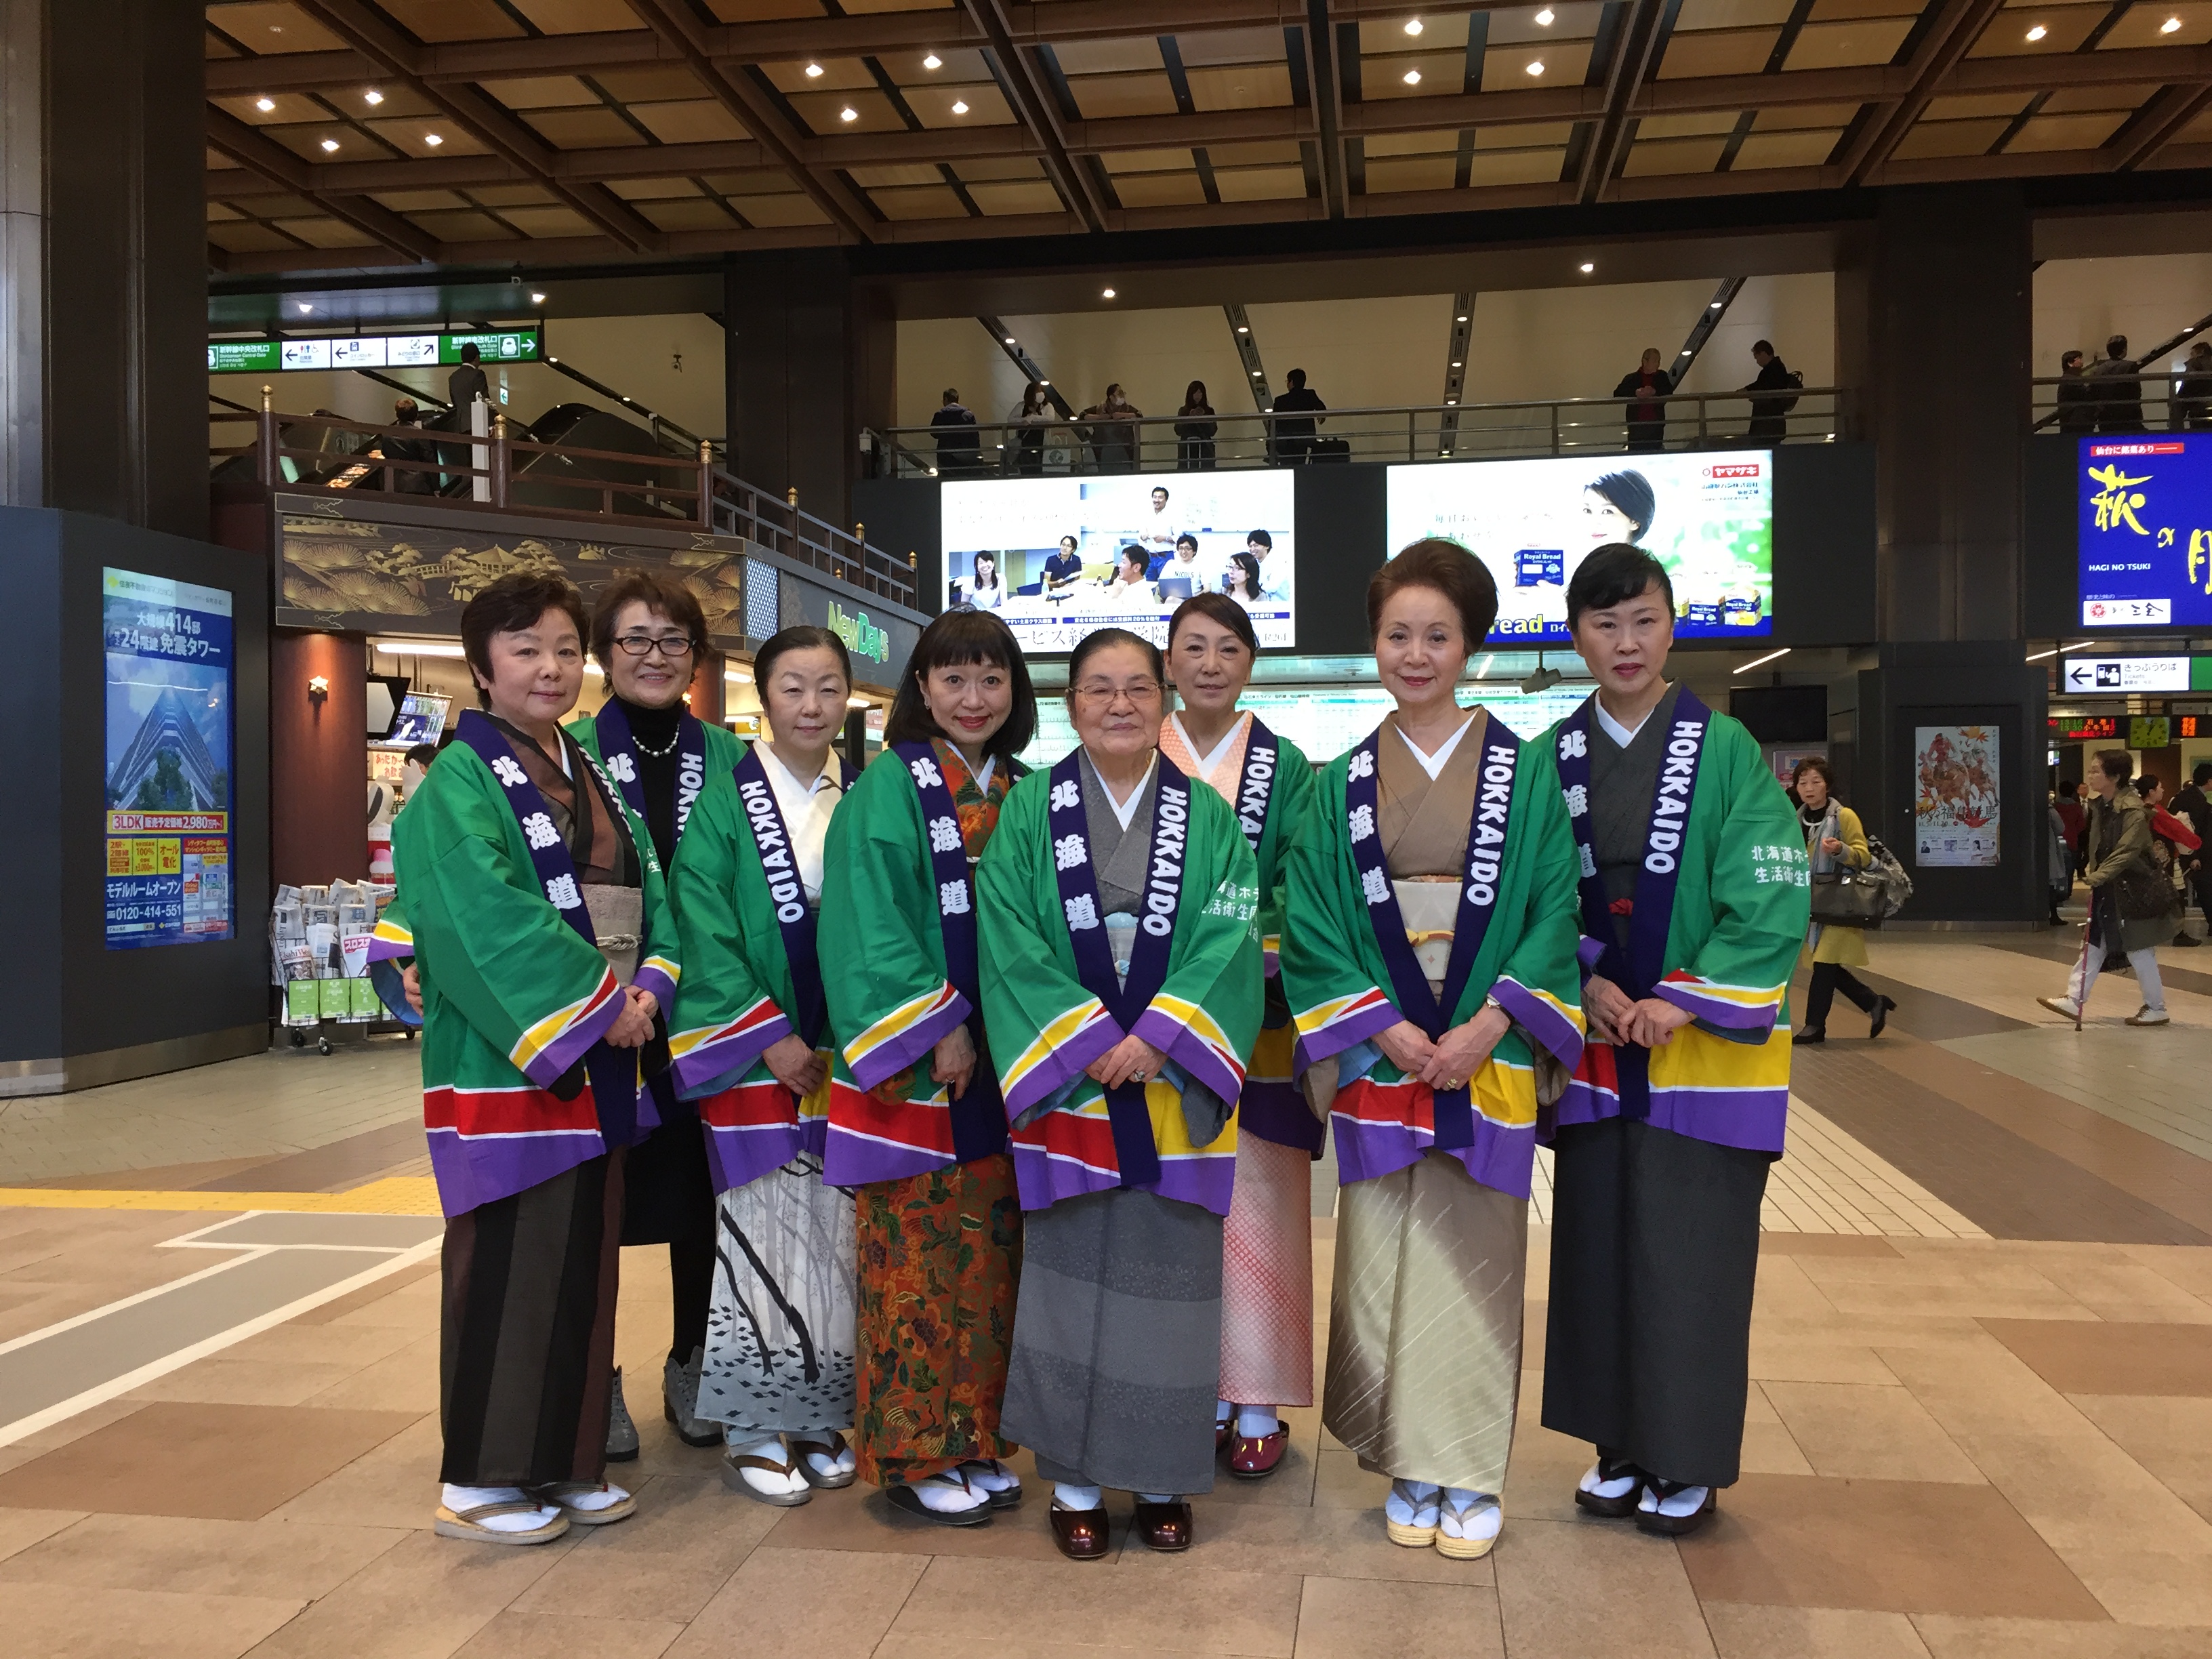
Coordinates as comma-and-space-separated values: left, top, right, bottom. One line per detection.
1072, 680, 1162, 707
614, 634, 695, 659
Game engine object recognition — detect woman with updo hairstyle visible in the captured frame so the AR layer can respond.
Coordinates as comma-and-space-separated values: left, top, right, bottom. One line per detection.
979, 625, 1262, 1559
666, 625, 866, 1508
1158, 593, 1319, 1481
1281, 539, 1584, 1561
816, 607, 1038, 1525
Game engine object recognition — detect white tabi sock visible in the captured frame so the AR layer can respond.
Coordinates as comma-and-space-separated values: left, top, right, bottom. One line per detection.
1385, 1480, 1441, 1527
1439, 1488, 1502, 1544
958, 1458, 1019, 1494
1639, 1482, 1711, 1519
1136, 1492, 1177, 1504
911, 1471, 988, 1514
1235, 1406, 1278, 1438
441, 1483, 558, 1533
1053, 1481, 1103, 1511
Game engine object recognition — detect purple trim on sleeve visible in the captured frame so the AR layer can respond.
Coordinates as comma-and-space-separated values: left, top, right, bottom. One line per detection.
365, 934, 411, 964
1652, 979, 1782, 1035
1644, 1086, 1789, 1154
1576, 934, 1607, 971
702, 1122, 805, 1195
673, 1011, 793, 1099
523, 972, 623, 1090
1293, 992, 1402, 1070
427, 1128, 603, 1219
1131, 1006, 1246, 1115
846, 987, 972, 1092
1490, 976, 1585, 1073
631, 964, 678, 1021
1000, 1009, 1123, 1121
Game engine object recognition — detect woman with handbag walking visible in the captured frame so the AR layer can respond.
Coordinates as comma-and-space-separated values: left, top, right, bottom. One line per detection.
2039, 749, 2172, 1027
1791, 758, 1895, 1045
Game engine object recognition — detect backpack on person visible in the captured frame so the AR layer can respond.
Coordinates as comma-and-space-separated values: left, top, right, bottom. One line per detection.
1776, 369, 1804, 414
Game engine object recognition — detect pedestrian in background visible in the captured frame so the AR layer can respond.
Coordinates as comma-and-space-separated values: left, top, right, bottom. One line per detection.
1176, 381, 1218, 470
1790, 758, 1895, 1044
1613, 349, 1674, 453
2039, 750, 2170, 1027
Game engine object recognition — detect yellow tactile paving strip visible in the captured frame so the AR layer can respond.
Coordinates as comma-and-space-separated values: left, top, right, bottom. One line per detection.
0, 1177, 442, 1216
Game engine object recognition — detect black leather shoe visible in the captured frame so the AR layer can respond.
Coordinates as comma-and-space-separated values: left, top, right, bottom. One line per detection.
1793, 1027, 1825, 1045
1133, 1499, 1193, 1551
1868, 996, 1895, 1040
1049, 1501, 1110, 1561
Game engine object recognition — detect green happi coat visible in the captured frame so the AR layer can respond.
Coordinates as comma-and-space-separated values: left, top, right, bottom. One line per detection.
979, 758, 1265, 1216
380, 731, 680, 1219
565, 710, 746, 855
1281, 715, 1585, 1198
666, 746, 859, 1195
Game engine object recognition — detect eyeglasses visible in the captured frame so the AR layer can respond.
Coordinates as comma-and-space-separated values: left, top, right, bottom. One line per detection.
613, 634, 695, 659
1072, 680, 1162, 707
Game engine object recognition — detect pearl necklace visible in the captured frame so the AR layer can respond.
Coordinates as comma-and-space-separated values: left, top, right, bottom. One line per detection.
630, 720, 682, 758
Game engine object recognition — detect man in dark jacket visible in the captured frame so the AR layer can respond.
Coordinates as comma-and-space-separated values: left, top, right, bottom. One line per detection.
1614, 349, 1675, 453
2174, 762, 2212, 926
2173, 341, 2212, 430
929, 387, 982, 476
1744, 340, 1795, 441
2055, 350, 2097, 434
1269, 369, 1326, 464
2088, 335, 2144, 434
447, 343, 489, 414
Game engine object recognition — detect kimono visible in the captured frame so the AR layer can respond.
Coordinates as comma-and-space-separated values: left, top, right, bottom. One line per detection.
568, 701, 740, 1308
1160, 711, 1321, 1411
668, 741, 861, 1440
381, 710, 680, 1486
1282, 709, 1583, 1494
819, 741, 1023, 1488
1539, 684, 1807, 1490
980, 746, 1263, 1496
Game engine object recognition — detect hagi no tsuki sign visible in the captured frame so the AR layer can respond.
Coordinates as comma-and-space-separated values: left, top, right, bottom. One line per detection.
102, 568, 235, 949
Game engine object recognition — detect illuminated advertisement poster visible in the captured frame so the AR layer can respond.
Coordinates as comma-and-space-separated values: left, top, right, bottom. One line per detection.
1386, 450, 1774, 644
1913, 724, 1999, 869
2078, 434, 2212, 628
103, 569, 234, 949
941, 471, 1296, 654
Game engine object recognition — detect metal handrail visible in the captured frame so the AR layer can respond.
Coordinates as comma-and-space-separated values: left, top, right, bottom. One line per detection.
865, 386, 1851, 478
217, 398, 915, 610
2028, 371, 2212, 434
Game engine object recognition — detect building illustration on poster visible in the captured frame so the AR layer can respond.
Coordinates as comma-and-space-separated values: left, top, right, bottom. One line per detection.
104, 568, 235, 949
1914, 724, 2000, 869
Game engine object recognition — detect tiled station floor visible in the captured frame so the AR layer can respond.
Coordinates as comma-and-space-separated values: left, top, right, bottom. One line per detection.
1, 928, 2209, 1658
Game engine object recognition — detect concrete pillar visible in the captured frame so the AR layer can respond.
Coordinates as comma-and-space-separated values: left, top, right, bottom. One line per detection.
1835, 183, 2032, 643
0, 0, 207, 538
725, 250, 895, 533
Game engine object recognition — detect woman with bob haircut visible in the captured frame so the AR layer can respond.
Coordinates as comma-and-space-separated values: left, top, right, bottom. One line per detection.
981, 626, 1262, 1559
1158, 594, 1319, 1482
1541, 542, 1806, 1540
378, 569, 678, 1544
1282, 539, 1584, 1561
567, 569, 739, 1458
1582, 471, 1656, 547
668, 625, 865, 1508
817, 607, 1039, 1525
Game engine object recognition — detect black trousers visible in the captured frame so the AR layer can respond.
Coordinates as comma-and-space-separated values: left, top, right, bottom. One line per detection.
1803, 960, 1878, 1031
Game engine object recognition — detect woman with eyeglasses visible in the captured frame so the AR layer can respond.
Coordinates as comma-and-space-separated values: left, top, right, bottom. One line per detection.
818, 608, 1039, 1525
1281, 541, 1584, 1561
1158, 595, 1318, 1483
979, 626, 1263, 1560
667, 626, 864, 1508
566, 571, 741, 1460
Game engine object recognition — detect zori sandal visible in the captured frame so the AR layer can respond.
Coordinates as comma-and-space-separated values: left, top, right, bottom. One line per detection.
527, 1481, 636, 1525
721, 1448, 813, 1507
790, 1431, 857, 1490
432, 1498, 570, 1546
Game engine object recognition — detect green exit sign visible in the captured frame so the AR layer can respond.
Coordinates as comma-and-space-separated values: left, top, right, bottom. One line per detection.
207, 328, 543, 373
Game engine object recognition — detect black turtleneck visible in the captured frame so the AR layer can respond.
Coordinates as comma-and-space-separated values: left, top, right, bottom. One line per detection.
616, 694, 684, 868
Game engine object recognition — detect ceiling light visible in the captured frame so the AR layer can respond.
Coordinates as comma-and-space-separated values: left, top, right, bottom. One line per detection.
363, 88, 383, 105
923, 53, 943, 70
1527, 60, 1546, 75
298, 302, 313, 313
1252, 369, 1263, 376
254, 96, 275, 112
371, 638, 468, 658
1236, 325, 1249, 333
1734, 647, 1791, 673
1404, 68, 1422, 85
424, 132, 443, 146
531, 292, 546, 303
1535, 7, 1555, 23
805, 62, 824, 77
2163, 13, 2183, 28
1446, 398, 1457, 405
1710, 301, 1723, 309
951, 99, 969, 115
1579, 261, 1594, 272
2025, 23, 2047, 39
1102, 287, 1115, 298
846, 695, 870, 709
839, 105, 859, 121
1037, 379, 1049, 386
1406, 18, 1424, 35
1004, 335, 1017, 344
1456, 314, 1468, 322
1451, 360, 1462, 367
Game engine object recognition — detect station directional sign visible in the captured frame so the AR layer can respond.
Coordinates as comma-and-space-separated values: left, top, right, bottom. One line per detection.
2060, 655, 2205, 693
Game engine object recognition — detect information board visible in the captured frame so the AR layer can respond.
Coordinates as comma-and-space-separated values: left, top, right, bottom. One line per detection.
209, 328, 541, 374
1386, 450, 1773, 644
103, 569, 235, 949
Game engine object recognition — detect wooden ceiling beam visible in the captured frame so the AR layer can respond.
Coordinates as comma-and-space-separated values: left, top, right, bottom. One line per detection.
1835, 0, 2010, 184
204, 106, 441, 262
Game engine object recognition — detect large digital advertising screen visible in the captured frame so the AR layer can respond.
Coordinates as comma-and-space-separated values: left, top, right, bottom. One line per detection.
2078, 435, 2212, 629
1386, 451, 1774, 644
103, 568, 235, 949
941, 471, 1296, 654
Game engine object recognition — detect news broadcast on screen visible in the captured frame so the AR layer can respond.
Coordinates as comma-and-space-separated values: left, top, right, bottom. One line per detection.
1385, 450, 1775, 644
940, 471, 1297, 654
